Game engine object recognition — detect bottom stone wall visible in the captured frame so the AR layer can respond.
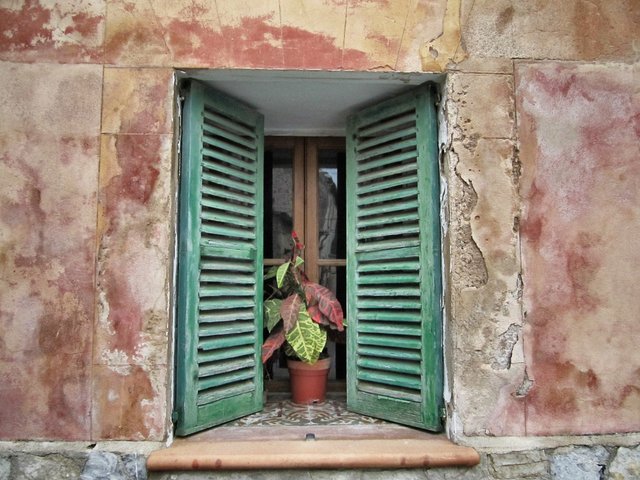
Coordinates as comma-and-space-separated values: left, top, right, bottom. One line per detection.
0, 445, 638, 480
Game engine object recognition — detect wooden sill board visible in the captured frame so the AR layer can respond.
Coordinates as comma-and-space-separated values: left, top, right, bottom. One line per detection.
147, 435, 480, 471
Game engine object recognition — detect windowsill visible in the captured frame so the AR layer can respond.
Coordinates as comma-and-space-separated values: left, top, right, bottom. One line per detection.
146, 425, 480, 471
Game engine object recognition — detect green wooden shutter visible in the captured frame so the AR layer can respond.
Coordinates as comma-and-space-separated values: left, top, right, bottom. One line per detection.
346, 84, 443, 431
175, 81, 264, 436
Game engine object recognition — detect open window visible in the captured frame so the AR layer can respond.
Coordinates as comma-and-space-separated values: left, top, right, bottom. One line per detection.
174, 79, 442, 436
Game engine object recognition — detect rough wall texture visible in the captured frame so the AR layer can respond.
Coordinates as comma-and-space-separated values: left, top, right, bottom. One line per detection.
0, 63, 102, 440
0, 0, 638, 445
93, 67, 174, 440
509, 63, 639, 436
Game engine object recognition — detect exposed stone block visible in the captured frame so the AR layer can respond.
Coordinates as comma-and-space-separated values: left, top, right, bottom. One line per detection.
549, 446, 610, 480
608, 446, 640, 480
102, 68, 174, 135
461, 0, 639, 61
11, 453, 84, 480
447, 73, 515, 141
489, 450, 549, 479
0, 457, 10, 479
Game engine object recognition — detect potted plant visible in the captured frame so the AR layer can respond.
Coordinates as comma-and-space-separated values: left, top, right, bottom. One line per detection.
262, 231, 344, 404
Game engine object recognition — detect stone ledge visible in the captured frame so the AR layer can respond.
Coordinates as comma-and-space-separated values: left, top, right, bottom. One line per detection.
147, 437, 480, 471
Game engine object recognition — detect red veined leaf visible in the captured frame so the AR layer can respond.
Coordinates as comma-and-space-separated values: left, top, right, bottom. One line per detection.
280, 294, 302, 333
304, 282, 344, 331
307, 304, 328, 326
262, 325, 286, 363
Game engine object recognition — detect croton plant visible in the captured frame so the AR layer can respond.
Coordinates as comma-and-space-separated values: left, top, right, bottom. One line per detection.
262, 231, 345, 364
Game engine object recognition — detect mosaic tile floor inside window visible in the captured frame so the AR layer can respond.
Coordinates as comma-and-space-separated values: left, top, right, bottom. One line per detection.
226, 398, 387, 427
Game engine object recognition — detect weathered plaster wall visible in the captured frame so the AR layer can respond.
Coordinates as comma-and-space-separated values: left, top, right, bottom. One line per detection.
0, 0, 638, 445
0, 63, 102, 440
511, 63, 638, 436
442, 1, 639, 441
93, 67, 174, 440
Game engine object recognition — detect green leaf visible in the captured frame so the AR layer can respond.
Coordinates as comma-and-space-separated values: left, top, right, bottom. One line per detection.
264, 298, 283, 332
284, 343, 296, 359
276, 262, 290, 289
285, 304, 327, 364
294, 256, 304, 268
264, 265, 279, 280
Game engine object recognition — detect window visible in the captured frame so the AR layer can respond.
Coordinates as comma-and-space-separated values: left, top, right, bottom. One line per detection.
264, 137, 347, 380
174, 81, 442, 436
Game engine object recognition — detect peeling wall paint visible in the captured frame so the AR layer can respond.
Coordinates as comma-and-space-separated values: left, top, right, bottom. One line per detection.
421, 0, 466, 71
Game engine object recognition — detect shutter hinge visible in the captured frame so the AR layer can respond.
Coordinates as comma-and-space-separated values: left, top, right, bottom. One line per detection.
171, 410, 179, 423
440, 406, 447, 422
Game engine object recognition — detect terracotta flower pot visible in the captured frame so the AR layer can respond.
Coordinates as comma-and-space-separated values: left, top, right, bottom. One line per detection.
287, 357, 331, 405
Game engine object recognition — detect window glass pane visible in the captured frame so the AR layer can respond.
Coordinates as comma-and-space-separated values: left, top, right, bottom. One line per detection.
317, 148, 346, 260
264, 148, 293, 258
319, 266, 347, 380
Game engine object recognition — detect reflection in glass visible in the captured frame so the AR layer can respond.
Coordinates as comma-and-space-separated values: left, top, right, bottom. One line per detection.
320, 266, 346, 380
264, 148, 293, 259
317, 149, 346, 260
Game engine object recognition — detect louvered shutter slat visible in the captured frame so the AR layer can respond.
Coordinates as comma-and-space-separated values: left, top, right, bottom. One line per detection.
202, 122, 258, 150
356, 149, 418, 173
198, 346, 255, 363
202, 171, 255, 195
199, 310, 254, 322
202, 158, 255, 183
203, 109, 255, 137
358, 311, 422, 322
199, 286, 254, 297
358, 345, 422, 361
356, 187, 417, 206
199, 333, 254, 350
358, 274, 420, 285
202, 134, 256, 161
347, 84, 443, 431
358, 112, 415, 137
359, 334, 422, 350
201, 210, 254, 229
359, 199, 419, 217
201, 184, 255, 205
199, 322, 255, 336
356, 137, 417, 162
356, 125, 417, 150
175, 82, 264, 436
357, 174, 418, 195
358, 323, 422, 335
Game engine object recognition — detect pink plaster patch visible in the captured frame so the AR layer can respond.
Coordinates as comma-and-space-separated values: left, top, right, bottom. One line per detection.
102, 68, 174, 135
106, 9, 370, 69
92, 364, 163, 440
0, 138, 98, 440
105, 135, 161, 216
92, 132, 171, 439
98, 135, 163, 355
515, 63, 640, 435
0, 0, 104, 63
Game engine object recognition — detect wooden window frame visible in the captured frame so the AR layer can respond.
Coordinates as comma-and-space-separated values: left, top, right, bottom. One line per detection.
264, 136, 347, 284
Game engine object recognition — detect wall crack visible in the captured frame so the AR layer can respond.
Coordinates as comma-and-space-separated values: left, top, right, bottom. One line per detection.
492, 323, 521, 370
